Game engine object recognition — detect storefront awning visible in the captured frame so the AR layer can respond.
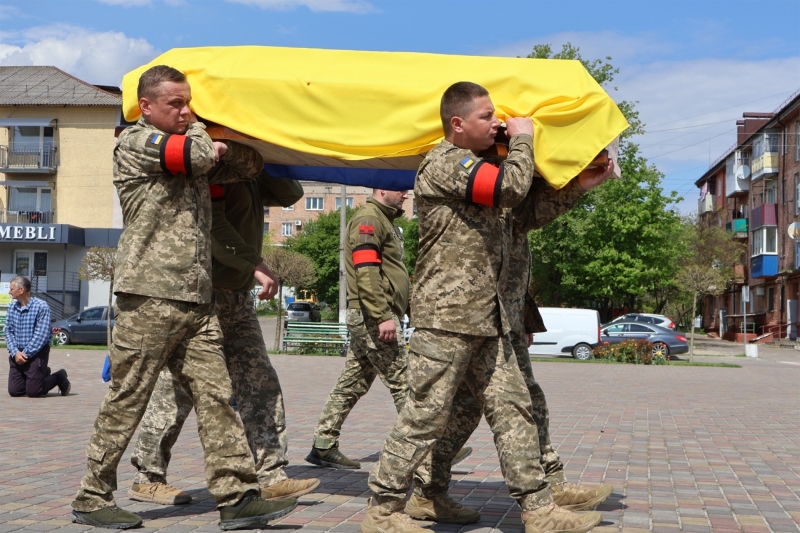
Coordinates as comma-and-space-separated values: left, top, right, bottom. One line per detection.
0, 118, 56, 128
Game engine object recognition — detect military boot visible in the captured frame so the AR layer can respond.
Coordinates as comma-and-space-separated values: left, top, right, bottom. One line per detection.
71, 506, 143, 529
405, 493, 480, 524
218, 494, 297, 531
451, 446, 473, 466
521, 503, 601, 533
360, 498, 429, 533
551, 482, 613, 511
305, 446, 361, 469
261, 477, 320, 500
128, 482, 191, 505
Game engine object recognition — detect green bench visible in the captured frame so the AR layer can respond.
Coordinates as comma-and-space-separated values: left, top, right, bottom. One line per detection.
282, 322, 348, 354
0, 314, 6, 336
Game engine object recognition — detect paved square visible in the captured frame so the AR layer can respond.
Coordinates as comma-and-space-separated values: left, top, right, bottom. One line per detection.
1, 345, 798, 532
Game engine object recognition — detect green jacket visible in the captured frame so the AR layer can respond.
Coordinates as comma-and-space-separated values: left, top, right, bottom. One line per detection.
345, 197, 409, 322
113, 118, 261, 303
211, 173, 304, 292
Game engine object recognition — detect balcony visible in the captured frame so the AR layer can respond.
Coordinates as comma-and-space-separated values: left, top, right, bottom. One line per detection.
726, 218, 748, 238
750, 203, 777, 230
725, 151, 750, 197
0, 208, 55, 224
750, 130, 779, 181
698, 193, 715, 214
751, 254, 778, 278
0, 145, 58, 173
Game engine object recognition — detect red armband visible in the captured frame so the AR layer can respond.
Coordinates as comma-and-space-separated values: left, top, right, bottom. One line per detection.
157, 134, 193, 176
352, 244, 381, 268
466, 161, 503, 207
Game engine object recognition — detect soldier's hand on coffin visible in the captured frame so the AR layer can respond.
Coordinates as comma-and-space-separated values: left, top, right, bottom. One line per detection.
378, 319, 397, 342
213, 141, 228, 162
577, 159, 614, 190
505, 117, 533, 138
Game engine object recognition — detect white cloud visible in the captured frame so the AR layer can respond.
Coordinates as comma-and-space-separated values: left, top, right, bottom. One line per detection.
0, 24, 160, 86
225, 0, 375, 13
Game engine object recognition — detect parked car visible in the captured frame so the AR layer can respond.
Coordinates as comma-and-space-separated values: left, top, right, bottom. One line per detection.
528, 307, 601, 360
52, 306, 115, 345
600, 322, 688, 358
284, 301, 322, 322
603, 313, 675, 330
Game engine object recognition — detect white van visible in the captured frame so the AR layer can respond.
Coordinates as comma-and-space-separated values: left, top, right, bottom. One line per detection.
528, 308, 601, 360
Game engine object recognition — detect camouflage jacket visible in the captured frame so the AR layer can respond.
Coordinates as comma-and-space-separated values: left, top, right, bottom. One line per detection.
412, 135, 534, 337
211, 173, 304, 292
113, 117, 263, 303
345, 197, 409, 322
505, 177, 587, 334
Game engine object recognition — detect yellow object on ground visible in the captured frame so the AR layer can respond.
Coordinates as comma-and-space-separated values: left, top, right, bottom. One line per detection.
122, 46, 628, 189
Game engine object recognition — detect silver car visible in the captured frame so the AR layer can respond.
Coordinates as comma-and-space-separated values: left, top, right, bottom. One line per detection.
285, 301, 322, 322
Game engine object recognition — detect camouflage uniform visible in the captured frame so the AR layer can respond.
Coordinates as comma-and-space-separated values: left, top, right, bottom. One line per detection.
506, 177, 587, 485
72, 118, 264, 512
368, 135, 553, 512
131, 172, 304, 488
313, 197, 409, 450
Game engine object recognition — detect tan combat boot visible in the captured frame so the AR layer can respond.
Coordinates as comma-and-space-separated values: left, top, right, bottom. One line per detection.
551, 482, 613, 511
451, 446, 473, 466
127, 482, 191, 505
361, 498, 429, 533
261, 478, 320, 500
405, 492, 480, 524
522, 503, 602, 533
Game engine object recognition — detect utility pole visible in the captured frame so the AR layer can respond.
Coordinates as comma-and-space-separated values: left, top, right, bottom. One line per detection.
338, 184, 347, 324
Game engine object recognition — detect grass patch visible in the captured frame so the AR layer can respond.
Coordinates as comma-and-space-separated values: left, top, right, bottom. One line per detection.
53, 344, 109, 351
529, 357, 740, 368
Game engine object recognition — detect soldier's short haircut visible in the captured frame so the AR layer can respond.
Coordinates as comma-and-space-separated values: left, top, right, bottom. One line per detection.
440, 82, 490, 135
10, 275, 31, 293
137, 65, 187, 100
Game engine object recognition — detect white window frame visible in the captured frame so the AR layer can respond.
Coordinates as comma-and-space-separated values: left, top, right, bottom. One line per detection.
281, 222, 293, 236
282, 205, 295, 211
796, 173, 800, 216
335, 197, 354, 210
751, 227, 777, 257
796, 121, 800, 162
263, 222, 269, 234
765, 179, 777, 204
305, 197, 324, 211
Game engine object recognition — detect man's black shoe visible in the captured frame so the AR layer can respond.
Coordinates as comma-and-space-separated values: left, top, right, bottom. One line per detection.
57, 369, 71, 396
71, 506, 142, 529
219, 494, 297, 530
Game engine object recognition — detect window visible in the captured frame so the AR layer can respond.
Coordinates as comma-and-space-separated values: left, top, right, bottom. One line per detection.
765, 180, 777, 204
8, 187, 52, 222
281, 222, 293, 236
263, 222, 269, 234
796, 122, 800, 161
263, 206, 270, 216
629, 324, 653, 333
796, 173, 800, 216
767, 287, 775, 312
305, 197, 324, 211
752, 227, 778, 256
80, 308, 104, 321
9, 126, 55, 167
282, 205, 294, 211
335, 197, 354, 209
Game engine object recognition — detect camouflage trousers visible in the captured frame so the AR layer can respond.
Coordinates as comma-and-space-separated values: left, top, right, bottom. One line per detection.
368, 328, 552, 512
72, 294, 259, 512
313, 309, 407, 450
131, 289, 288, 488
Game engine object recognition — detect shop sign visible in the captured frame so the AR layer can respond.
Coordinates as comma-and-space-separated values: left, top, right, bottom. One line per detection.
0, 225, 58, 242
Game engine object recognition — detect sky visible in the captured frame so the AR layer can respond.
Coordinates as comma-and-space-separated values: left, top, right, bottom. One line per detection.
1, 0, 799, 213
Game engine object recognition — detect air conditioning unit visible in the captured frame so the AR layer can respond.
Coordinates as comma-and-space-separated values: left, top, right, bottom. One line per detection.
295, 220, 302, 226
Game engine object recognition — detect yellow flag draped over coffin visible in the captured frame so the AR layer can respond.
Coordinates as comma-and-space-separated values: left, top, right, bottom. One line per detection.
122, 46, 628, 189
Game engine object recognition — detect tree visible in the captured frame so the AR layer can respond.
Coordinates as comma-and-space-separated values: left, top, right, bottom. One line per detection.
262, 245, 316, 350
393, 216, 419, 277
676, 214, 745, 361
77, 246, 116, 345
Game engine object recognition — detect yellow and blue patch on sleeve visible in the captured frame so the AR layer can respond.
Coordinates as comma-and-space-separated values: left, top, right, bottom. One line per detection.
460, 157, 475, 169
147, 133, 164, 146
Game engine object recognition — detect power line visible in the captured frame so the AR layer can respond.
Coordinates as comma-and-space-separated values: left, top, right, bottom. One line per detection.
645, 90, 796, 128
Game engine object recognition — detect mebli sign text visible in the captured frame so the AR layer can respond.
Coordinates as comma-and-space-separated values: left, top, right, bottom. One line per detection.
0, 225, 57, 241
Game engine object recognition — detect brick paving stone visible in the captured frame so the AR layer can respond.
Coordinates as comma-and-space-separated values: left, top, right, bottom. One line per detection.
1, 346, 799, 532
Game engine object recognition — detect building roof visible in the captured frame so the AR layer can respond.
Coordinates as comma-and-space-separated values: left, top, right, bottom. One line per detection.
0, 66, 120, 106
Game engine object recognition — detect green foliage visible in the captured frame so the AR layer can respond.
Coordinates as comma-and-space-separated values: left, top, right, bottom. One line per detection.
285, 208, 354, 306
592, 339, 666, 365
394, 216, 419, 276
529, 143, 684, 316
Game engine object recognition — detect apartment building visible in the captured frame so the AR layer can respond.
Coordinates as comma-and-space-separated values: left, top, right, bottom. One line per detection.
695, 90, 800, 340
266, 181, 415, 244
0, 66, 123, 317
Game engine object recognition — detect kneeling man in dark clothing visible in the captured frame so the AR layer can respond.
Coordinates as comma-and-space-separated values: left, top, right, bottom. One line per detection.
6, 275, 70, 397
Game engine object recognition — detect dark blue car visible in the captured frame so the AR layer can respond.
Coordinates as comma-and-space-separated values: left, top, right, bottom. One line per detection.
52, 306, 114, 345
600, 321, 689, 358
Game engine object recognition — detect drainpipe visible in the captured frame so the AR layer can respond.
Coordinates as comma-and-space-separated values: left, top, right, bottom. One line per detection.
62, 243, 67, 316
